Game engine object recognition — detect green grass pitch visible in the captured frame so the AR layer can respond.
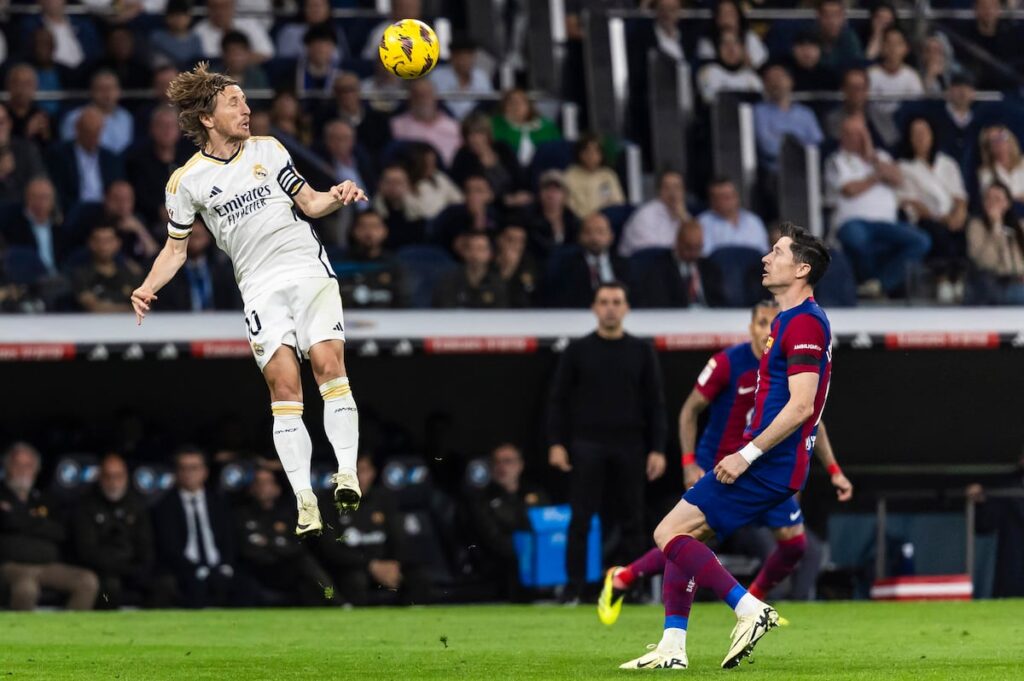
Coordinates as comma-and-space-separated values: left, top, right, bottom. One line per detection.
1, 600, 1020, 679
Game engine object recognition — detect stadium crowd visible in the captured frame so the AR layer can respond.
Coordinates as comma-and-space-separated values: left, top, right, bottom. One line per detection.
1, 0, 1024, 312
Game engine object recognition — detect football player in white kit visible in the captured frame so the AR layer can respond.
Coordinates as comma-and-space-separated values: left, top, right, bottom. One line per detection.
131, 63, 366, 537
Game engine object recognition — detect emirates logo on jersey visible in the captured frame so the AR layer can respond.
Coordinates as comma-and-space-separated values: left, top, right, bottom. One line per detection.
253, 163, 268, 180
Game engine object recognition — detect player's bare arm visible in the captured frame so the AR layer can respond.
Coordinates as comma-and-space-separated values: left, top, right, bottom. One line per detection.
813, 421, 853, 501
292, 181, 369, 219
131, 232, 191, 325
715, 372, 819, 484
679, 388, 710, 489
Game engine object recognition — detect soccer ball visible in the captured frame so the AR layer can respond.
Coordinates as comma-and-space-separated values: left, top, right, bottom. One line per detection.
379, 19, 440, 80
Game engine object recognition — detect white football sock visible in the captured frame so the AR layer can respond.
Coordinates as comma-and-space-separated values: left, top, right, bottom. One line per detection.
271, 401, 313, 496
659, 628, 687, 652
319, 377, 359, 475
735, 592, 764, 617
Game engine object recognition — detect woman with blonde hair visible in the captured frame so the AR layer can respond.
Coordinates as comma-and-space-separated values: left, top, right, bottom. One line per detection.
978, 125, 1024, 202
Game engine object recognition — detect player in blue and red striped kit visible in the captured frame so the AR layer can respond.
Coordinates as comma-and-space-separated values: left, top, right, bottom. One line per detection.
599, 302, 853, 632
619, 223, 835, 671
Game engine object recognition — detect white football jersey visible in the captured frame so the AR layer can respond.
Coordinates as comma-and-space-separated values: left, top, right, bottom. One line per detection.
165, 136, 335, 302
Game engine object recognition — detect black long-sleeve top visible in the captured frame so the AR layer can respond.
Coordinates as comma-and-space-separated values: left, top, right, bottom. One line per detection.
547, 331, 667, 452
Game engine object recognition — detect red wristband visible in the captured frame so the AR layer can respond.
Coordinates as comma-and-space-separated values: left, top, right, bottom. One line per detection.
682, 452, 697, 467
827, 463, 842, 476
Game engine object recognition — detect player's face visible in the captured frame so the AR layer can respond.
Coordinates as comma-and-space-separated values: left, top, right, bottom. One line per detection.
749, 306, 778, 355
208, 85, 251, 143
592, 289, 628, 330
762, 236, 808, 290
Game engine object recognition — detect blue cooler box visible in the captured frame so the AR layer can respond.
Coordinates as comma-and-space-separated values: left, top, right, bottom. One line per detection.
512, 504, 602, 588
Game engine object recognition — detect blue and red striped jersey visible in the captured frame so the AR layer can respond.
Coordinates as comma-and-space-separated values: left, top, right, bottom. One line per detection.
693, 342, 760, 470
745, 296, 832, 491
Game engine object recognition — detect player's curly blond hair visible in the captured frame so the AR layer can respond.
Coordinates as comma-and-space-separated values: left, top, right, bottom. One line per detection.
166, 62, 238, 148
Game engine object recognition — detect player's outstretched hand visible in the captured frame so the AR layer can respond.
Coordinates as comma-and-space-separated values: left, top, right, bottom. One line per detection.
130, 285, 158, 325
328, 180, 368, 206
714, 453, 749, 484
832, 472, 853, 502
683, 464, 705, 491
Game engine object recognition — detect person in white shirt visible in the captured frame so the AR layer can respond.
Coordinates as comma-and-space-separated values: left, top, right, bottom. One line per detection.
695, 0, 768, 69
618, 170, 690, 257
36, 0, 88, 69
60, 70, 135, 155
978, 125, 1024, 203
896, 116, 968, 302
192, 0, 274, 62
825, 114, 931, 297
429, 37, 495, 121
696, 177, 768, 256
867, 27, 923, 118
697, 30, 764, 106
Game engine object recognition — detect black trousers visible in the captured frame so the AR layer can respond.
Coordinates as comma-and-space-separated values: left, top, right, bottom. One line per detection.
566, 440, 647, 592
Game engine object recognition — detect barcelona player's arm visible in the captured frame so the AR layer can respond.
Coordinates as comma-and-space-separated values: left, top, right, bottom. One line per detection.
678, 389, 711, 489
812, 421, 853, 501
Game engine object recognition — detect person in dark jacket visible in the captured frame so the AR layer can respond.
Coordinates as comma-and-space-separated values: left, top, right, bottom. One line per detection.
967, 454, 1024, 597
45, 106, 124, 213
235, 467, 335, 606
157, 222, 242, 312
547, 282, 667, 601
630, 218, 724, 308
549, 212, 629, 308
73, 453, 166, 608
0, 442, 99, 611
337, 211, 410, 309
432, 232, 508, 309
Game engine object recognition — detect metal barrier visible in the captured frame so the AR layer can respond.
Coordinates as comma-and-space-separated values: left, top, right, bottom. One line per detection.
647, 49, 690, 175
582, 7, 628, 137
778, 137, 823, 238
526, 0, 565, 96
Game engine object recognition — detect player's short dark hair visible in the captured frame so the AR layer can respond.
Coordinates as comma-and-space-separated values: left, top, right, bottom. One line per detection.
221, 30, 251, 51
751, 299, 780, 319
594, 280, 629, 303
778, 222, 831, 286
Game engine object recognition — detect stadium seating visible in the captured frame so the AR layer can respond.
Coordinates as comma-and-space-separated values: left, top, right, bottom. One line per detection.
395, 245, 458, 308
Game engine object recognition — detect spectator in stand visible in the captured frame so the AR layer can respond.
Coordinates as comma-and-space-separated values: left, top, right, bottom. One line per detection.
526, 170, 579, 259
73, 453, 163, 609
153, 447, 238, 608
966, 455, 1024, 597
753, 62, 824, 173
0, 104, 47, 204
276, 0, 350, 62
954, 0, 1020, 91
433, 232, 508, 309
295, 23, 341, 98
495, 222, 540, 308
824, 67, 897, 150
695, 0, 768, 69
859, 1, 897, 63
133, 66, 179, 141
323, 73, 392, 155
127, 106, 191, 226
360, 0, 422, 60
391, 79, 462, 166
362, 60, 406, 115
0, 442, 100, 611
552, 212, 629, 308
235, 467, 335, 606
450, 114, 530, 209
966, 182, 1024, 305
896, 117, 969, 303
867, 27, 924, 122
5, 65, 53, 148
20, 0, 102, 71
431, 174, 498, 253
217, 31, 270, 90
564, 133, 626, 219
978, 126, 1024, 203
631, 218, 723, 308
815, 0, 864, 72
404, 143, 463, 221
323, 119, 375, 203
71, 224, 142, 313
150, 0, 204, 71
193, 0, 274, 62
48, 106, 125, 211
470, 444, 549, 601
269, 91, 312, 146
787, 31, 839, 94
337, 211, 409, 309
825, 114, 931, 298
636, 0, 686, 64
159, 222, 241, 312
935, 72, 980, 166
618, 170, 690, 257
430, 36, 495, 122
372, 164, 427, 250
26, 28, 73, 115
2, 178, 67, 276
696, 29, 763, 107
918, 33, 958, 95
98, 26, 151, 91
79, 181, 160, 262
697, 177, 769, 256
491, 88, 561, 167
60, 71, 135, 155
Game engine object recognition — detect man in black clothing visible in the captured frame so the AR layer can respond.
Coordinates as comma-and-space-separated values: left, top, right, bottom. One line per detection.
967, 455, 1024, 597
786, 31, 839, 97
934, 73, 983, 169
549, 212, 629, 308
631, 219, 724, 308
547, 283, 667, 600
0, 442, 99, 611
432, 232, 508, 309
338, 211, 409, 309
316, 453, 428, 605
471, 444, 550, 600
952, 0, 1021, 91
235, 467, 335, 606
71, 224, 142, 313
73, 453, 165, 608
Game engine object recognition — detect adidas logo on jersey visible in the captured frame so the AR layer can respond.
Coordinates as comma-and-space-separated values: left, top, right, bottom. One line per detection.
332, 322, 344, 332
210, 186, 223, 197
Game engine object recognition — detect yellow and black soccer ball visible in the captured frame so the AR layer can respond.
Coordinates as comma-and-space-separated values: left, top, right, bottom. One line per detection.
378, 19, 441, 80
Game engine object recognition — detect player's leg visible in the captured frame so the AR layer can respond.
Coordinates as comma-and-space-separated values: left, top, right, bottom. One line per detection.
749, 497, 807, 601
599, 546, 666, 625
